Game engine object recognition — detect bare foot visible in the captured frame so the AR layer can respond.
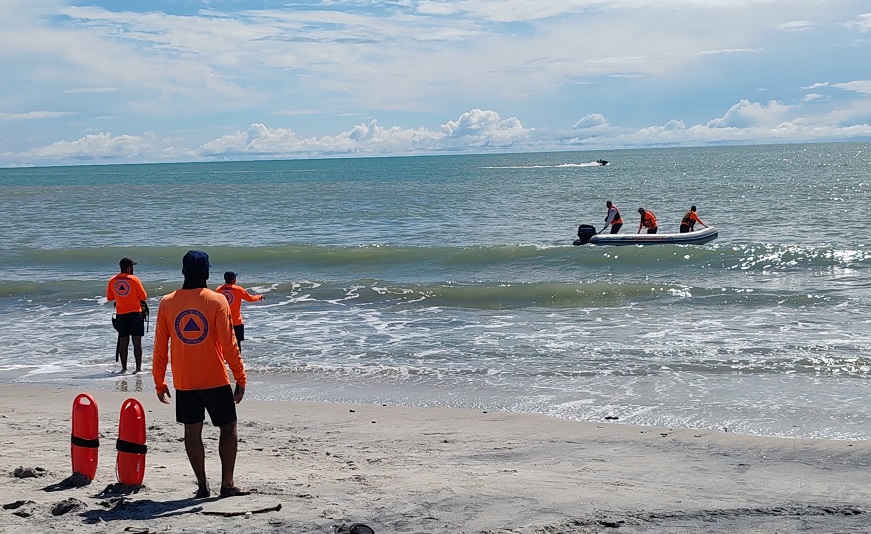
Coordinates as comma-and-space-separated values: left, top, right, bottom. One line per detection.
219, 485, 251, 498
194, 482, 210, 499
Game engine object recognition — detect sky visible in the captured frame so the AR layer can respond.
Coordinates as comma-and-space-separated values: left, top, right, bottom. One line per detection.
1, 0, 870, 167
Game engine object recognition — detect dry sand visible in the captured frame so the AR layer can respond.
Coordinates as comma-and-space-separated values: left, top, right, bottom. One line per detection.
1, 382, 870, 533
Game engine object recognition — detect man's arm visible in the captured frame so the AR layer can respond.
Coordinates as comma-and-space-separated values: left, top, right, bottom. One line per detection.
152, 300, 171, 403
106, 278, 116, 302
241, 288, 264, 303
217, 300, 247, 390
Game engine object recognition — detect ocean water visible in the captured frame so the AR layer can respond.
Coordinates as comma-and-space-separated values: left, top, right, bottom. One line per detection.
2, 142, 871, 440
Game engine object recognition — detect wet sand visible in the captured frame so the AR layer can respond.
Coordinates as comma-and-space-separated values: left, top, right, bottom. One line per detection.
2, 383, 871, 533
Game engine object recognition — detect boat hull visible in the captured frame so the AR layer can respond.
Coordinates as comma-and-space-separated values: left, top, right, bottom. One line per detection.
587, 226, 718, 246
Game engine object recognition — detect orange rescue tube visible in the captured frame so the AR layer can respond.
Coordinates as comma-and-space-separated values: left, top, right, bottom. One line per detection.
115, 397, 147, 486
71, 393, 99, 480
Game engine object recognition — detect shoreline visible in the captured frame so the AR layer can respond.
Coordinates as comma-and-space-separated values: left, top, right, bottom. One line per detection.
2, 383, 871, 533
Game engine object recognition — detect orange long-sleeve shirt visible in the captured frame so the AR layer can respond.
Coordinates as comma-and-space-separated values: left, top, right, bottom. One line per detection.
152, 288, 246, 395
215, 284, 264, 326
107, 273, 148, 314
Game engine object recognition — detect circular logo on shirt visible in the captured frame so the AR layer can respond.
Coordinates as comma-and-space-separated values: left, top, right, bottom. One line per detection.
221, 290, 235, 305
113, 280, 131, 297
174, 309, 209, 345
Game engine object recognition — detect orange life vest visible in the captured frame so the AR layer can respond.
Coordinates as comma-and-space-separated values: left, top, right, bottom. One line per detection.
606, 205, 623, 225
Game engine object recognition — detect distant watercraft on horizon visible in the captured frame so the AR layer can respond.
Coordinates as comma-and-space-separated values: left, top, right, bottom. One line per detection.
595, 159, 608, 165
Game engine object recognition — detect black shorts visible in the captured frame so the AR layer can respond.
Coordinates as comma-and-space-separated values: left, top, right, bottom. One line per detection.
680, 223, 691, 233
175, 385, 237, 427
647, 227, 658, 234
609, 223, 623, 234
233, 324, 245, 342
115, 312, 145, 337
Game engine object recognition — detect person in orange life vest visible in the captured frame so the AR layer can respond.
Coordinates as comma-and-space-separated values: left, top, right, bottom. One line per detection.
216, 271, 265, 354
680, 205, 708, 233
107, 257, 148, 374
602, 200, 623, 234
637, 208, 658, 234
152, 250, 249, 499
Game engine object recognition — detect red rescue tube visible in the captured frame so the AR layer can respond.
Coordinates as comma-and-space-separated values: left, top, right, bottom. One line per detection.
71, 393, 99, 480
116, 397, 147, 485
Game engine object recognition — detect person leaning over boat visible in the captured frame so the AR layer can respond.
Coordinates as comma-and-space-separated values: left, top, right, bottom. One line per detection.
637, 208, 658, 234
679, 205, 708, 233
602, 200, 623, 234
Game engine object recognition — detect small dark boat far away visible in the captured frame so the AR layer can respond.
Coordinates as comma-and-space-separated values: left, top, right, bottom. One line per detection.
595, 159, 608, 165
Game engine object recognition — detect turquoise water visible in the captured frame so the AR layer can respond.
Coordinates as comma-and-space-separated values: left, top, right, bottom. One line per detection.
2, 142, 871, 439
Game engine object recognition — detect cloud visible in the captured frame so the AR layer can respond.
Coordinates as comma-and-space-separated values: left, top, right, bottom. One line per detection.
0, 111, 77, 120
706, 100, 794, 129
832, 81, 871, 95
7, 97, 870, 168
10, 131, 187, 164
699, 48, 760, 55
572, 114, 608, 129
62, 87, 118, 94
777, 20, 815, 32
802, 93, 828, 102
199, 109, 533, 158
846, 13, 871, 31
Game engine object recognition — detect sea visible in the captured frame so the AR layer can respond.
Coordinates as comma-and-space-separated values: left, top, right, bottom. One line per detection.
2, 142, 870, 440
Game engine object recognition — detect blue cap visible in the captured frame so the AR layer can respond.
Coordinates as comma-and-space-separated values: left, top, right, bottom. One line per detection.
182, 250, 210, 276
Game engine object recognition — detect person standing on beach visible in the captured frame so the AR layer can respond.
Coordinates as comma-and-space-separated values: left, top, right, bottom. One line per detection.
602, 200, 623, 234
679, 205, 708, 233
637, 208, 658, 234
215, 271, 265, 354
152, 250, 249, 499
107, 257, 148, 373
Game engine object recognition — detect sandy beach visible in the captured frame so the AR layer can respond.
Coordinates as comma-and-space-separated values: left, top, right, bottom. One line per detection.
1, 382, 870, 533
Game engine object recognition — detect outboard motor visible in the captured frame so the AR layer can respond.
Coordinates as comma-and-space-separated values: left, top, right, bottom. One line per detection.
573, 224, 598, 245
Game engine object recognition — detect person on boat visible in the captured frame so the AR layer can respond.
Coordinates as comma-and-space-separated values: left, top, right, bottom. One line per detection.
679, 205, 708, 233
602, 200, 623, 234
637, 208, 658, 234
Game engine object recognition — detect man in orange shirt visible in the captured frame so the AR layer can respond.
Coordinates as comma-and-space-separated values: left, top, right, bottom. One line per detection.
152, 250, 248, 499
637, 208, 658, 234
216, 271, 265, 354
107, 257, 148, 373
680, 205, 708, 233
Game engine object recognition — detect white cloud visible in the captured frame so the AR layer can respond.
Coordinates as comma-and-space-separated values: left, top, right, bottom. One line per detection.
706, 100, 794, 129
699, 48, 760, 55
10, 131, 187, 164
832, 81, 871, 95
572, 114, 608, 129
802, 93, 828, 102
0, 111, 77, 120
846, 13, 871, 31
199, 109, 533, 158
62, 87, 118, 94
6, 97, 870, 168
778, 20, 815, 32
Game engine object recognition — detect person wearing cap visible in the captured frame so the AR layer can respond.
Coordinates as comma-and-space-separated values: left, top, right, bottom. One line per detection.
637, 208, 658, 234
602, 200, 623, 234
152, 250, 249, 499
107, 257, 149, 373
680, 205, 708, 233
216, 271, 265, 355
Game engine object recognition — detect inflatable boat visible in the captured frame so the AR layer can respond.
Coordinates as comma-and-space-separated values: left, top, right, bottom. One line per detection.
573, 224, 718, 246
